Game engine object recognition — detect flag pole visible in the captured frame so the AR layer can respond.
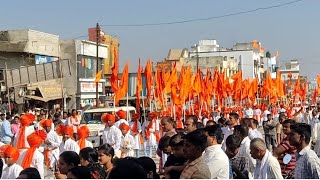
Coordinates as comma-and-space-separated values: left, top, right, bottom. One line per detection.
142, 91, 146, 123
126, 93, 129, 120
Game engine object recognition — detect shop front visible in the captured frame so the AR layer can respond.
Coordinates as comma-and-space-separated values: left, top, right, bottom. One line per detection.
79, 79, 105, 109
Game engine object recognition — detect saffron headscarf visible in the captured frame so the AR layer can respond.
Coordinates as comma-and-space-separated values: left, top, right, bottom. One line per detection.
116, 110, 127, 119
101, 113, 115, 123
56, 124, 73, 136
21, 130, 47, 169
119, 123, 130, 132
4, 145, 20, 162
40, 119, 53, 129
132, 113, 140, 120
16, 113, 35, 149
77, 125, 90, 150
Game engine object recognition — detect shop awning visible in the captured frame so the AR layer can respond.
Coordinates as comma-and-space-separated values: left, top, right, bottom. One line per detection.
26, 79, 63, 102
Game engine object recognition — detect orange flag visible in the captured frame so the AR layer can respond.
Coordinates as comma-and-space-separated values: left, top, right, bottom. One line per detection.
231, 71, 242, 92
300, 82, 307, 100
136, 59, 142, 112
115, 63, 129, 105
293, 75, 301, 96
111, 47, 119, 93
94, 70, 103, 83
317, 75, 320, 88
144, 59, 153, 103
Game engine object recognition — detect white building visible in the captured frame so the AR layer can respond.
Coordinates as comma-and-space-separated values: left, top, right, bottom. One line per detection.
189, 40, 263, 80
279, 59, 300, 81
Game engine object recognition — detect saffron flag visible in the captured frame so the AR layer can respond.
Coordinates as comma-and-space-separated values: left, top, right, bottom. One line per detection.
94, 70, 103, 83
136, 59, 142, 112
115, 63, 129, 105
111, 47, 119, 93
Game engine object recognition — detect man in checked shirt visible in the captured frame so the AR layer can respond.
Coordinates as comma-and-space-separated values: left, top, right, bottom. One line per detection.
288, 123, 320, 179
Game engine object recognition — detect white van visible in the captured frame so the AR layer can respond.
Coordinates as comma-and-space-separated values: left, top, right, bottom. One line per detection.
81, 106, 137, 147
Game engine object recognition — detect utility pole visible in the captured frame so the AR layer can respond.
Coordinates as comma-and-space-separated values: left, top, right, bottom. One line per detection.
196, 44, 199, 71
96, 23, 100, 108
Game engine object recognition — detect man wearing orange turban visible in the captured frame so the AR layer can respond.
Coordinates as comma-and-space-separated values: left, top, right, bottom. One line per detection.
13, 113, 35, 149
119, 123, 135, 158
1, 145, 23, 179
77, 125, 93, 150
66, 109, 81, 139
56, 124, 80, 155
19, 130, 46, 179
142, 112, 158, 158
115, 110, 129, 129
101, 113, 122, 158
129, 113, 142, 158
41, 119, 61, 169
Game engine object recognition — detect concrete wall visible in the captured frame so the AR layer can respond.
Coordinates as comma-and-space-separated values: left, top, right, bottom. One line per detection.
0, 29, 59, 57
59, 40, 77, 109
184, 56, 238, 76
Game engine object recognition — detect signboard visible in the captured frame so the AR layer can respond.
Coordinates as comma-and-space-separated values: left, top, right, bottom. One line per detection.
80, 82, 103, 93
35, 55, 58, 64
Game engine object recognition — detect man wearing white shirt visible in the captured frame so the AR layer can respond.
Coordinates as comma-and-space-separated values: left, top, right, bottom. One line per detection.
303, 107, 312, 124
59, 125, 80, 155
250, 138, 283, 179
233, 125, 256, 179
248, 119, 263, 140
129, 113, 142, 158
203, 125, 229, 179
221, 112, 238, 150
101, 113, 122, 158
41, 119, 61, 169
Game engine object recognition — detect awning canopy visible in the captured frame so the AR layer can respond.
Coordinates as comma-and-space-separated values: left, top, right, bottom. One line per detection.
26, 79, 63, 102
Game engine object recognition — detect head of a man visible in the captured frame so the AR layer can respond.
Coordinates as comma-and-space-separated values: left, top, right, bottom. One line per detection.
204, 125, 224, 146
267, 114, 272, 121
250, 138, 267, 160
161, 116, 175, 132
183, 129, 207, 161
282, 119, 296, 135
226, 135, 241, 159
227, 113, 239, 126
288, 123, 311, 151
233, 125, 249, 140
184, 115, 197, 133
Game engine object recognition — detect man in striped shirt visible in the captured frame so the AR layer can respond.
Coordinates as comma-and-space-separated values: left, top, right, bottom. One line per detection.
289, 123, 320, 179
273, 119, 297, 177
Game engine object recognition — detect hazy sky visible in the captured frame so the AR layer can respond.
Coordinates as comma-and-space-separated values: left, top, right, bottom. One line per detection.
1, 0, 319, 79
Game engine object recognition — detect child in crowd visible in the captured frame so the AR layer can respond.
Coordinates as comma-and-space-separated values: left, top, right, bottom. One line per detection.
119, 123, 135, 158
1, 145, 23, 179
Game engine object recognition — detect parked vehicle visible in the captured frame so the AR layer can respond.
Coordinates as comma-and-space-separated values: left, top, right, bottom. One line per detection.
81, 106, 137, 147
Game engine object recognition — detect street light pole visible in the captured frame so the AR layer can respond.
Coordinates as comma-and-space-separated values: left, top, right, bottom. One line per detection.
95, 23, 100, 108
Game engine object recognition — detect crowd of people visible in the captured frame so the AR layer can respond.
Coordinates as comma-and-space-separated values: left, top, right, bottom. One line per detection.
0, 103, 320, 179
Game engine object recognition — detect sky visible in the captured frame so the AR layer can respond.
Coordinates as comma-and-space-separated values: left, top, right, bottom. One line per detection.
1, 0, 319, 79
